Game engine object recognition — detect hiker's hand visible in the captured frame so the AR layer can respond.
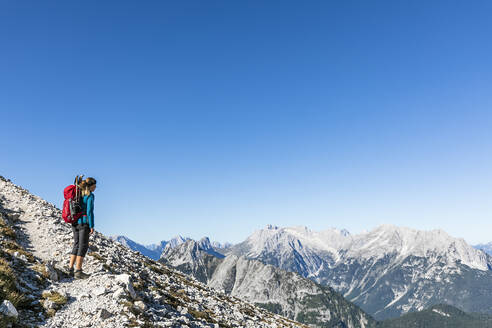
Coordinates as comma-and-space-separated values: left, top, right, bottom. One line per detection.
90, 228, 94, 234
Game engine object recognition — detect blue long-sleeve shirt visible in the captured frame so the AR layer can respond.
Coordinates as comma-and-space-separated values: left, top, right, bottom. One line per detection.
77, 193, 95, 228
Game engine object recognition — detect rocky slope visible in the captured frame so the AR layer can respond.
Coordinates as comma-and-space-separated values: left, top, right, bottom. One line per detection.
160, 239, 376, 328
227, 225, 492, 319
0, 176, 306, 328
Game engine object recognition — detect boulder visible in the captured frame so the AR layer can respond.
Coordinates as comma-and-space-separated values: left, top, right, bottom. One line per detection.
127, 282, 137, 299
0, 300, 18, 318
134, 301, 147, 312
42, 299, 56, 310
45, 261, 59, 281
92, 286, 107, 297
112, 287, 126, 299
116, 274, 137, 299
98, 308, 113, 320
116, 274, 131, 285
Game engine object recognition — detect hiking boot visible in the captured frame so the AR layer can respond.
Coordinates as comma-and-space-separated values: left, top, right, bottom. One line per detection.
68, 267, 74, 277
74, 270, 90, 279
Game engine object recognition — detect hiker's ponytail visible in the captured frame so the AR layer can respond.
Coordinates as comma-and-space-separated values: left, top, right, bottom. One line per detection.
79, 177, 97, 196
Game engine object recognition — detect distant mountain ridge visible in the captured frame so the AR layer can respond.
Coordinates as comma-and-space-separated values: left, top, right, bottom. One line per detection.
473, 242, 492, 256
226, 224, 492, 319
111, 235, 229, 260
110, 235, 163, 260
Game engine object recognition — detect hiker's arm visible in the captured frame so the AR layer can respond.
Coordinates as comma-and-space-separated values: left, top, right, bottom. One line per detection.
87, 194, 95, 228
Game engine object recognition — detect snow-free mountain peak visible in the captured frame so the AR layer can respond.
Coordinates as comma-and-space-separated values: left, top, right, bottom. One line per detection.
166, 235, 190, 248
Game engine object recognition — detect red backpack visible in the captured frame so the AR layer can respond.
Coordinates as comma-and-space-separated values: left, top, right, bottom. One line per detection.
62, 175, 85, 224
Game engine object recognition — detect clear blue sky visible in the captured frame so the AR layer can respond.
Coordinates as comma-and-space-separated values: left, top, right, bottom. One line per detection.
1, 1, 491, 245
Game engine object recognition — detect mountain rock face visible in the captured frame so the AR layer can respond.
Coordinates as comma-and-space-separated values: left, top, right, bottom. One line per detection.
226, 225, 492, 320
160, 239, 376, 328
160, 240, 224, 284
474, 242, 492, 256
0, 176, 306, 328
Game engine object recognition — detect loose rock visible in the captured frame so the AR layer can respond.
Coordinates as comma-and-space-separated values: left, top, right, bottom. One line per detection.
0, 300, 18, 318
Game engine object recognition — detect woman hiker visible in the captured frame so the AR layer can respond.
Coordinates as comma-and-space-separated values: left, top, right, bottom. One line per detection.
68, 177, 96, 279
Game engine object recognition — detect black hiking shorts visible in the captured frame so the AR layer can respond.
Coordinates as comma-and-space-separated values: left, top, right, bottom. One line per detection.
71, 224, 90, 257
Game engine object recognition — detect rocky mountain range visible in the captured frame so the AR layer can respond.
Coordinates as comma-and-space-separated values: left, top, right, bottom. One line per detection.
159, 239, 376, 327
0, 175, 307, 328
225, 224, 492, 320
110, 235, 192, 260
115, 223, 492, 322
111, 235, 231, 261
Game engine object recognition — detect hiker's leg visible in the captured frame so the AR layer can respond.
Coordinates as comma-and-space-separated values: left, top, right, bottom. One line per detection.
75, 225, 90, 270
70, 225, 79, 268
75, 255, 84, 270
69, 255, 76, 268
